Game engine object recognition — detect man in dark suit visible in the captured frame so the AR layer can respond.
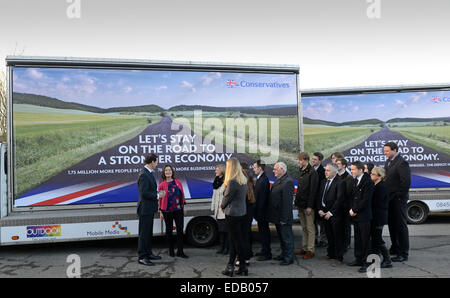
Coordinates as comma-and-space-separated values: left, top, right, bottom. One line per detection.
267, 162, 295, 266
348, 161, 374, 273
137, 153, 162, 266
384, 141, 411, 262
335, 158, 354, 251
312, 152, 327, 248
312, 152, 326, 182
253, 160, 272, 261
317, 163, 346, 265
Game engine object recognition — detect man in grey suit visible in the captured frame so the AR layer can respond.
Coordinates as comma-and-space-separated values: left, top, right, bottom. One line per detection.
267, 162, 295, 265
137, 153, 163, 266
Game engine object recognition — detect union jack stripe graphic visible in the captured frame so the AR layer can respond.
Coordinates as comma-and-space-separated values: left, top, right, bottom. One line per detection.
14, 181, 135, 207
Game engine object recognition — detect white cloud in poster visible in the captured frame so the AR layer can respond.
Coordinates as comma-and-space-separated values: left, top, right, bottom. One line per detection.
181, 80, 196, 92
395, 99, 407, 108
303, 99, 334, 119
26, 68, 44, 80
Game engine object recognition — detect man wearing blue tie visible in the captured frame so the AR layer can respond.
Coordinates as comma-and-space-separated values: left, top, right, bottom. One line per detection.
137, 153, 163, 266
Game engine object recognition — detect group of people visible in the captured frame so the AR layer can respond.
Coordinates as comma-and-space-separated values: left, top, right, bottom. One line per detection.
210, 142, 411, 276
136, 140, 411, 276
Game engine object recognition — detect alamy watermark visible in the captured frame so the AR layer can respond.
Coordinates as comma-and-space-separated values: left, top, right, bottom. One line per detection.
169, 110, 281, 165
66, 254, 81, 278
366, 0, 381, 19
66, 0, 81, 19
366, 254, 382, 278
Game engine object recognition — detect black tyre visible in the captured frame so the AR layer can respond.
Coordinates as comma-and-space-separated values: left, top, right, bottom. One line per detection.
186, 217, 218, 247
407, 201, 428, 224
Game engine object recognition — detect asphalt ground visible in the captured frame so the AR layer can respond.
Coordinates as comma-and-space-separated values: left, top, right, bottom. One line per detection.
1, 214, 449, 279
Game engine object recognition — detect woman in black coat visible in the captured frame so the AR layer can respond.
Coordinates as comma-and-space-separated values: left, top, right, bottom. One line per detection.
370, 167, 392, 268
239, 162, 256, 267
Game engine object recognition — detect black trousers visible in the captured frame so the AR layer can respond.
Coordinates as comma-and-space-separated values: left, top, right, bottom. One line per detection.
370, 224, 390, 262
354, 221, 371, 264
226, 215, 247, 267
343, 214, 352, 248
388, 196, 410, 257
242, 206, 255, 259
138, 214, 155, 260
257, 219, 272, 258
162, 209, 185, 252
323, 217, 344, 261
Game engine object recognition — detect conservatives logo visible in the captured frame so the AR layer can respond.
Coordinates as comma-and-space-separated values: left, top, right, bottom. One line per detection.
226, 79, 238, 88
432, 96, 450, 103
226, 79, 290, 89
27, 225, 61, 238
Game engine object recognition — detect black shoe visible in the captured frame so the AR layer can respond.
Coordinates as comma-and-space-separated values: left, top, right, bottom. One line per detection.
280, 260, 294, 266
235, 266, 248, 276
358, 265, 368, 273
177, 251, 189, 259
169, 248, 175, 257
274, 255, 284, 261
381, 261, 393, 268
391, 255, 408, 262
257, 256, 272, 261
222, 264, 234, 277
148, 254, 162, 260
347, 260, 363, 267
222, 248, 229, 255
138, 258, 155, 266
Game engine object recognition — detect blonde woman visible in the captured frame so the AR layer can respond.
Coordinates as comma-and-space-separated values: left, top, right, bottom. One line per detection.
211, 164, 228, 254
220, 157, 248, 277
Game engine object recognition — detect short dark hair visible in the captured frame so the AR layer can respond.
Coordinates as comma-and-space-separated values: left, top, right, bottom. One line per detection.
144, 153, 158, 164
254, 160, 266, 171
336, 157, 348, 167
351, 161, 365, 171
313, 152, 324, 161
331, 152, 344, 159
365, 162, 375, 173
384, 142, 398, 151
161, 165, 175, 180
298, 152, 310, 161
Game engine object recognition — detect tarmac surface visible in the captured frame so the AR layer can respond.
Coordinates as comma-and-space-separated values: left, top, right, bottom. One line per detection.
1, 214, 449, 278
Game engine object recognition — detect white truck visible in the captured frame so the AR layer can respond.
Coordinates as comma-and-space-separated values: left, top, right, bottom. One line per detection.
0, 56, 301, 246
301, 85, 450, 224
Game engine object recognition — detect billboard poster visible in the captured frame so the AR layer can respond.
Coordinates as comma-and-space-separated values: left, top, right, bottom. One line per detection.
12, 66, 299, 207
302, 91, 450, 188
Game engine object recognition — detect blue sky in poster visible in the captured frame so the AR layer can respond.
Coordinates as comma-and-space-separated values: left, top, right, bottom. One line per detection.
302, 91, 450, 123
12, 67, 297, 109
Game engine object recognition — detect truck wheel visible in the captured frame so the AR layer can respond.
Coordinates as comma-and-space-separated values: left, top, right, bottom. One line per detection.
186, 217, 218, 247
407, 201, 428, 224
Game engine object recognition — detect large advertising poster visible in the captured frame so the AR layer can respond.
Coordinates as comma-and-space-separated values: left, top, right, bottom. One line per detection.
12, 66, 299, 207
302, 91, 450, 188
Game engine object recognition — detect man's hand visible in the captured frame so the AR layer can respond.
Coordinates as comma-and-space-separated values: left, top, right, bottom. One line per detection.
318, 210, 325, 217
159, 212, 164, 221
306, 207, 312, 216
349, 209, 356, 217
280, 221, 286, 225
325, 212, 332, 220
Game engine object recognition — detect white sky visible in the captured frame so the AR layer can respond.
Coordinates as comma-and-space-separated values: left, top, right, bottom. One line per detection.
1, 0, 450, 90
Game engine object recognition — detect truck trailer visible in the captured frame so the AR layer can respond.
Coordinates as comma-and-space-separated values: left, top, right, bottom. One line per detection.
0, 56, 301, 246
